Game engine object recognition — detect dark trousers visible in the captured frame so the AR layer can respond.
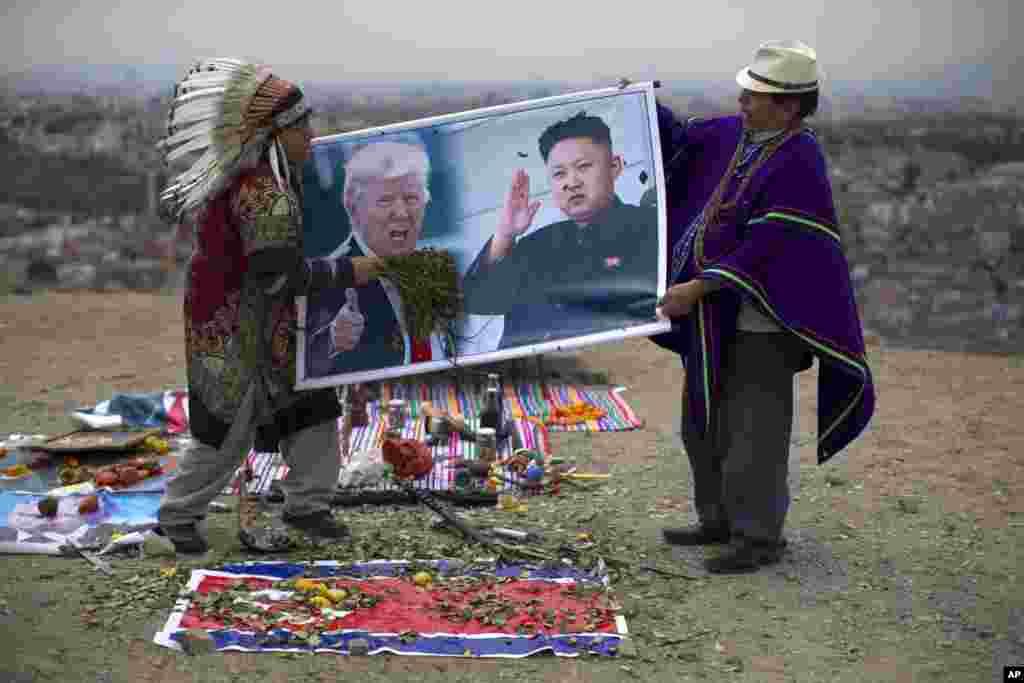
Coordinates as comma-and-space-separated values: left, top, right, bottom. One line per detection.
681, 331, 805, 545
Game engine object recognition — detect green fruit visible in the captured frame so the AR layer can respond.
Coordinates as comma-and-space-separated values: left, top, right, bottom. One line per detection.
37, 497, 59, 518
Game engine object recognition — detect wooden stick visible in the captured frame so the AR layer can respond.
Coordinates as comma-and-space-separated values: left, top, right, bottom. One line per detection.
340, 385, 354, 463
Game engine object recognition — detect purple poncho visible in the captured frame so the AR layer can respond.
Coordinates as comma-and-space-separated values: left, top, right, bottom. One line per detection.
653, 106, 875, 464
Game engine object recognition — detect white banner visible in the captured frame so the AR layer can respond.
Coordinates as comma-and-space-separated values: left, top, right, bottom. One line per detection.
296, 82, 668, 389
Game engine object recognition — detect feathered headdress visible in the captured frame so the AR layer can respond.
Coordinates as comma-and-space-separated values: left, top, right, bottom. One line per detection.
157, 58, 311, 221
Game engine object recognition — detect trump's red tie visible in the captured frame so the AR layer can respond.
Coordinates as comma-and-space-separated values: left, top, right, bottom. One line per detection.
411, 337, 432, 363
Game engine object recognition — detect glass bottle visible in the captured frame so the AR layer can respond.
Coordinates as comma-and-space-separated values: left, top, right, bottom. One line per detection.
387, 399, 407, 437
480, 373, 502, 431
477, 427, 497, 465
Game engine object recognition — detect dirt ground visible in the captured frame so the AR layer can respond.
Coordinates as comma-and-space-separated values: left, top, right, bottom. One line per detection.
0, 289, 1022, 683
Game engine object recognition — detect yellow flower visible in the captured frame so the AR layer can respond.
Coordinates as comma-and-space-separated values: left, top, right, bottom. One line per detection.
294, 578, 324, 593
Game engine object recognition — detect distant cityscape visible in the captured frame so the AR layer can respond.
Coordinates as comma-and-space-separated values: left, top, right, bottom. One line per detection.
0, 62, 1021, 353
1, 61, 1017, 118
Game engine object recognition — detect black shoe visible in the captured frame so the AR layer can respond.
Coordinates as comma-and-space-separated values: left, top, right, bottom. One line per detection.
156, 523, 208, 555
282, 510, 351, 540
705, 540, 785, 574
238, 526, 294, 553
662, 525, 730, 546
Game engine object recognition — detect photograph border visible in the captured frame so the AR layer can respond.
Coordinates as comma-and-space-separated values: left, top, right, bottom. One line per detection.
296, 81, 669, 389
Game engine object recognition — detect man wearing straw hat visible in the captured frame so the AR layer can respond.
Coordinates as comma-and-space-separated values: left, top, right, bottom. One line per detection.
651, 41, 876, 573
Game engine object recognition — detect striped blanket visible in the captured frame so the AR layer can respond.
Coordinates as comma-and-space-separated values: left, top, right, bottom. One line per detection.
232, 382, 641, 497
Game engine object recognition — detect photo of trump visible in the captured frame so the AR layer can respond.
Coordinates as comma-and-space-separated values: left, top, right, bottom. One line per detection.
296, 83, 668, 389
304, 137, 448, 378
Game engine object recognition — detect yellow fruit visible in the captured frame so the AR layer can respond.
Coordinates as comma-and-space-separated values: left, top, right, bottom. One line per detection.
413, 571, 433, 587
309, 596, 331, 609
144, 436, 171, 454
326, 589, 348, 603
2, 464, 29, 478
295, 578, 324, 593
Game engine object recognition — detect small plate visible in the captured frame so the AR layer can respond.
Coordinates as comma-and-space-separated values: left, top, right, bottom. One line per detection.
34, 429, 162, 454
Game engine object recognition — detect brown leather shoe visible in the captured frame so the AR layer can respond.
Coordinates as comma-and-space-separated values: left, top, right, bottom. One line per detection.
238, 525, 294, 553
662, 525, 730, 546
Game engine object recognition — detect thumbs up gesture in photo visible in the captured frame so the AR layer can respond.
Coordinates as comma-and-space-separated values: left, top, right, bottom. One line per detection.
330, 287, 366, 353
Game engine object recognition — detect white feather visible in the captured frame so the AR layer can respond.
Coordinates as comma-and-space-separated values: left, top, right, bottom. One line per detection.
161, 121, 216, 148
178, 75, 233, 92
165, 136, 214, 162
184, 173, 220, 211
173, 86, 226, 106
172, 102, 221, 126
160, 58, 277, 218
276, 138, 291, 189
205, 58, 249, 71
268, 139, 284, 192
168, 150, 218, 182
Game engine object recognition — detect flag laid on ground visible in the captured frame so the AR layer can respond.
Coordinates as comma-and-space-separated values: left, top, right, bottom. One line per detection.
154, 559, 628, 658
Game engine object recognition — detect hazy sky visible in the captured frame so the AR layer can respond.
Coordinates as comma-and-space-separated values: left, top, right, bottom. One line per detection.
2, 0, 1018, 88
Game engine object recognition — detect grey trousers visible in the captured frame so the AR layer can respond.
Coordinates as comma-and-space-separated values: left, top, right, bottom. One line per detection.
158, 386, 341, 527
681, 331, 805, 545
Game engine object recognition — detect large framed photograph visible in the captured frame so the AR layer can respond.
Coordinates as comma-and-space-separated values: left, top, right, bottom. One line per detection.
296, 82, 669, 389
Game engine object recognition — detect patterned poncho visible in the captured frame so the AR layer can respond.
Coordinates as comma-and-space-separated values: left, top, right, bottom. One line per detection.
653, 107, 875, 464
184, 163, 340, 448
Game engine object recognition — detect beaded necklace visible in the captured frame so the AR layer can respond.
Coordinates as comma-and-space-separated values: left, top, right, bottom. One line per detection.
695, 124, 804, 267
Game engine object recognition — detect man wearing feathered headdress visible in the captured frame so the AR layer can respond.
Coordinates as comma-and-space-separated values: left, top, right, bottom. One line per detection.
155, 58, 383, 554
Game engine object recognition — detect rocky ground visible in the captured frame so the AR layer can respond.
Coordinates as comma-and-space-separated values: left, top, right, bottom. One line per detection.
0, 289, 1021, 682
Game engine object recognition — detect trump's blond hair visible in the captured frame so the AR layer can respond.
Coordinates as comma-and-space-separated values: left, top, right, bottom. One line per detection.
342, 140, 431, 218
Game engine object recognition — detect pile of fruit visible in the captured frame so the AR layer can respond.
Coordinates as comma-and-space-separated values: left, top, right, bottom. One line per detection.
36, 493, 101, 517
92, 457, 163, 488
544, 401, 606, 426
381, 438, 432, 480
50, 455, 164, 488
2, 452, 52, 478
1, 463, 31, 478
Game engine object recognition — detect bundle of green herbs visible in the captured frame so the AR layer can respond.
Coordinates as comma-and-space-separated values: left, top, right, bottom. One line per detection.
379, 248, 462, 354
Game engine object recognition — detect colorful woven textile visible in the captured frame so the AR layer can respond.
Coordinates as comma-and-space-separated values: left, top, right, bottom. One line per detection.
233, 411, 518, 497
227, 380, 641, 496
504, 383, 643, 432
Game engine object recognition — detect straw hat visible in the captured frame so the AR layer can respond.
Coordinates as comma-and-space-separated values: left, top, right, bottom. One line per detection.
736, 40, 819, 94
